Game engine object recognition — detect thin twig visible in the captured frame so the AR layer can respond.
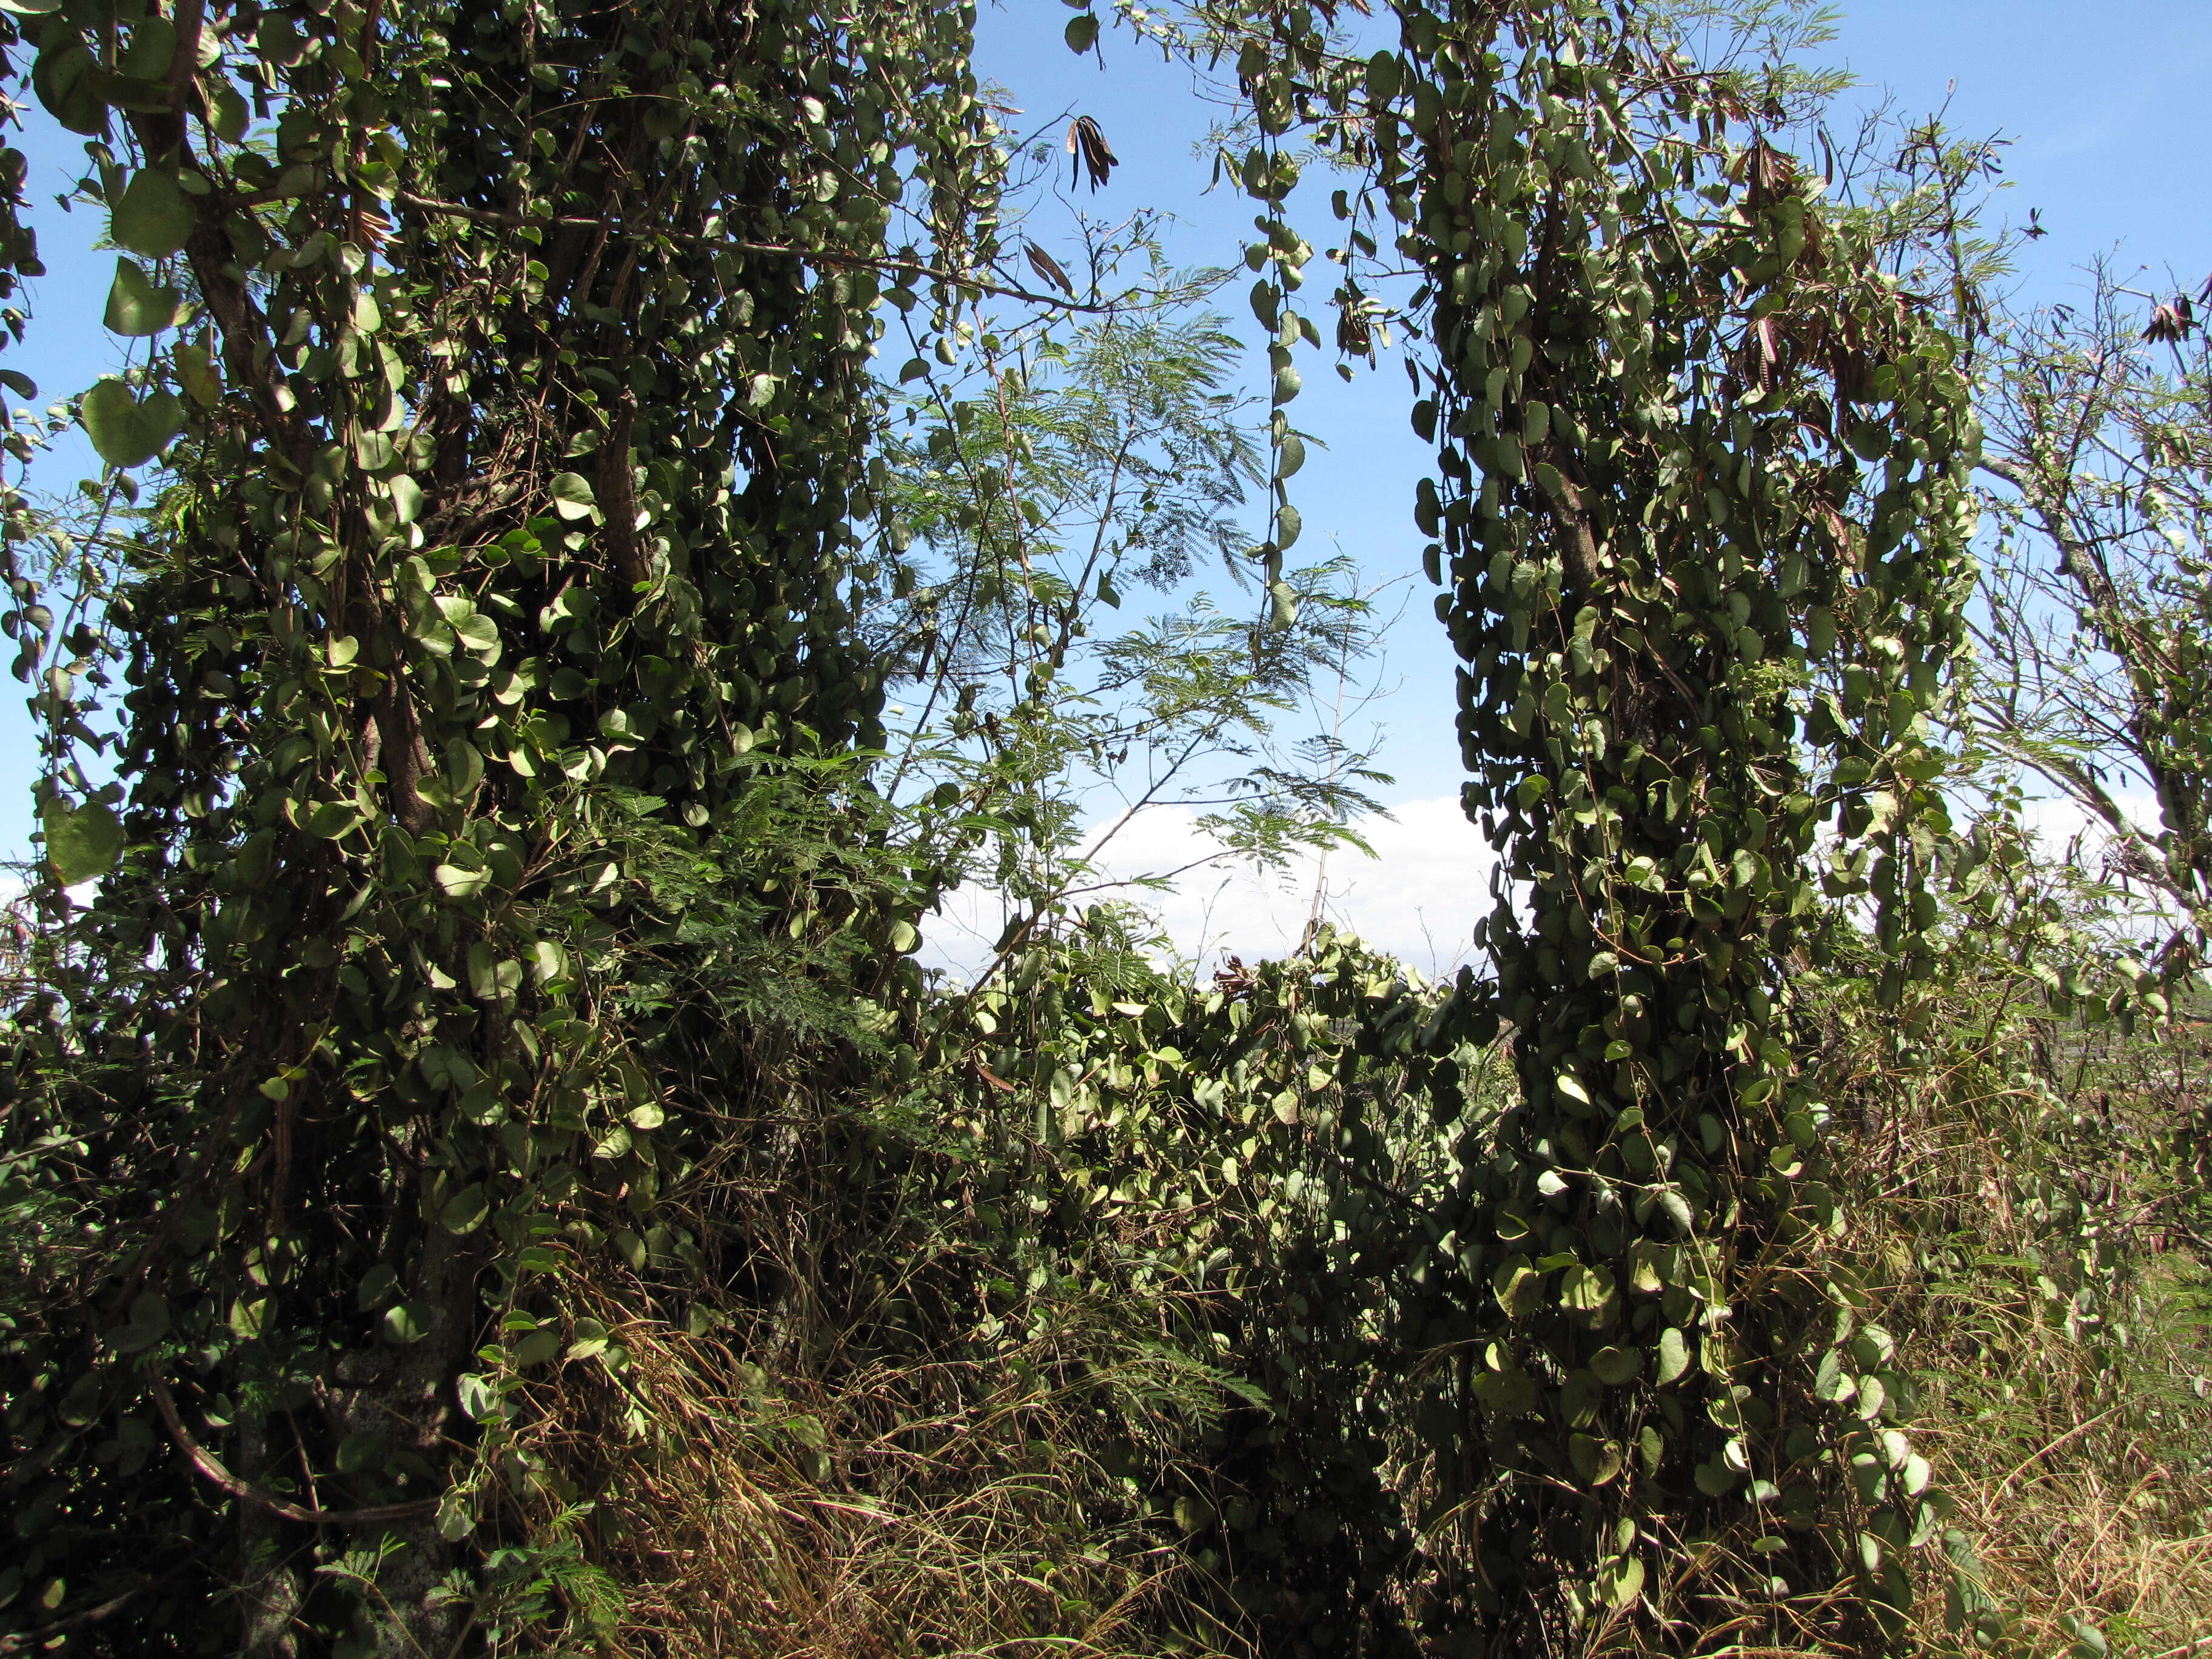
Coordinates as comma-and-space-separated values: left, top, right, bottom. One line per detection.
394, 192, 1119, 314
0, 1578, 163, 1654
1993, 1404, 2123, 1497
146, 1370, 437, 1527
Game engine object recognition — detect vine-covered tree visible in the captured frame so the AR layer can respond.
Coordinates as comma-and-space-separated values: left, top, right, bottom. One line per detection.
3, 0, 1007, 1649
1144, 0, 1982, 1644
0, 0, 2136, 1655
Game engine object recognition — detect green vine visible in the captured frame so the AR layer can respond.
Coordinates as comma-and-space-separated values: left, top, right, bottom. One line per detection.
2, 0, 1006, 1649
1176, 0, 1985, 1644
0, 0, 2096, 1653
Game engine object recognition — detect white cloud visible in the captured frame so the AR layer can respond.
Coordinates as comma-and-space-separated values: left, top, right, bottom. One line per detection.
916, 793, 1500, 982
2014, 786, 2165, 862
913, 779, 2195, 985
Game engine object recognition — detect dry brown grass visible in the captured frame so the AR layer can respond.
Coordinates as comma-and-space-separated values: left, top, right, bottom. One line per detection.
1819, 989, 2212, 1659
1901, 1251, 2212, 1659
488, 1293, 1237, 1659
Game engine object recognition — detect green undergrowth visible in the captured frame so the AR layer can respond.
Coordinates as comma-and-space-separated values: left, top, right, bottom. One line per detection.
9, 848, 2207, 1657
1809, 916, 2212, 1659
424, 891, 2212, 1658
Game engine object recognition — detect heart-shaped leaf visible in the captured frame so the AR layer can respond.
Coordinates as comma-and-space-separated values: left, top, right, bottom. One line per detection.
456, 1372, 504, 1422
42, 798, 124, 885
111, 168, 194, 257
1568, 1432, 1623, 1486
103, 258, 184, 336
82, 377, 184, 469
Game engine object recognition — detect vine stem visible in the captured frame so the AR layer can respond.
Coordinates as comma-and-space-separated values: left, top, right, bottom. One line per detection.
1991, 1403, 2122, 1497
146, 1370, 438, 1528
0, 1577, 162, 1654
390, 191, 1119, 313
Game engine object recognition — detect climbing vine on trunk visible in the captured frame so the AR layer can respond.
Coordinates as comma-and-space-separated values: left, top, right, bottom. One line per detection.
1150, 0, 1983, 1644
2, 0, 1006, 1651
2, 0, 2005, 1653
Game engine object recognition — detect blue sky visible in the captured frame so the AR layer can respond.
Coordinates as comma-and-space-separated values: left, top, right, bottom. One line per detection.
963, 0, 2212, 789
4, 1, 2208, 962
945, 0, 2212, 967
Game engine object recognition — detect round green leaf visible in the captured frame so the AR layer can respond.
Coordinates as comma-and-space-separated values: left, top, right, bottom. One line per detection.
1595, 1552, 1646, 1610
33, 43, 107, 136
120, 15, 176, 78
111, 168, 195, 258
549, 471, 597, 520
81, 379, 183, 468
1590, 1344, 1641, 1386
435, 1493, 475, 1542
434, 862, 493, 900
1692, 1455, 1740, 1496
1365, 50, 1402, 101
441, 1184, 489, 1235
41, 798, 123, 885
174, 340, 221, 407
303, 801, 364, 839
209, 82, 249, 144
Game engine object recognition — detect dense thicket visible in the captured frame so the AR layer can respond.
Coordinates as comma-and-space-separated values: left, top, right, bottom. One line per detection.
0, 2, 2206, 1657
2, 0, 993, 1649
